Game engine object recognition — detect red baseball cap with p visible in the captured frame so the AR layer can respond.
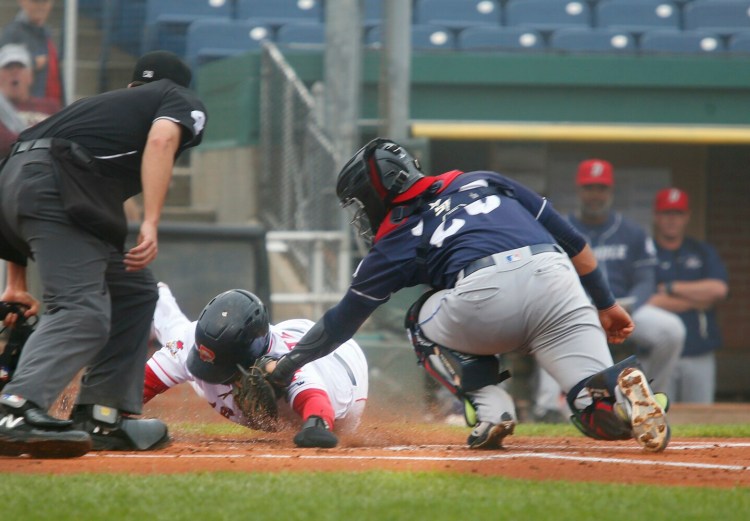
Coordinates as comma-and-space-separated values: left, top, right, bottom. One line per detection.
654, 188, 689, 212
576, 159, 614, 186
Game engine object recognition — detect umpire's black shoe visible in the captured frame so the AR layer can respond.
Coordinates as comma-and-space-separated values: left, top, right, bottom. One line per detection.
0, 395, 92, 458
72, 404, 170, 451
293, 416, 338, 448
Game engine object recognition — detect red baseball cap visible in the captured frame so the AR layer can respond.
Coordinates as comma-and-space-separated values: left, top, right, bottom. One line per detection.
654, 188, 689, 212
576, 159, 614, 186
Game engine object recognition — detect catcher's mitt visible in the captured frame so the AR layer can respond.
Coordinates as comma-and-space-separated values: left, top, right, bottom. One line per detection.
231, 360, 280, 432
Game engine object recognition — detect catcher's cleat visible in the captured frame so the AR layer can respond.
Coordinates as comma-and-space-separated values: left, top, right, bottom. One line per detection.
72, 405, 170, 451
617, 368, 670, 453
467, 413, 515, 450
0, 396, 91, 458
293, 416, 338, 448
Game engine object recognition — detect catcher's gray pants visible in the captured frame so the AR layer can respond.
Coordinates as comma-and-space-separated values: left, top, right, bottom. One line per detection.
0, 151, 157, 414
665, 352, 715, 404
418, 249, 614, 420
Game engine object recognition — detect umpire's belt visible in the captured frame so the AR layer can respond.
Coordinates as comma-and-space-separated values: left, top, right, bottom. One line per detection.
458, 243, 565, 280
10, 138, 54, 155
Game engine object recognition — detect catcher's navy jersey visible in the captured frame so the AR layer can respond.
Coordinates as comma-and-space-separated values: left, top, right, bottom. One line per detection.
322, 170, 587, 344
19, 79, 206, 199
568, 213, 657, 311
655, 238, 728, 356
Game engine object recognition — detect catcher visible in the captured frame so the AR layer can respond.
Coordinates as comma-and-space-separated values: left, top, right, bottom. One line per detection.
143, 283, 368, 448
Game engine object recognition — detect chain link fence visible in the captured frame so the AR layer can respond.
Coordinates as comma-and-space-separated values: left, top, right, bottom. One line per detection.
259, 41, 338, 231
259, 41, 350, 318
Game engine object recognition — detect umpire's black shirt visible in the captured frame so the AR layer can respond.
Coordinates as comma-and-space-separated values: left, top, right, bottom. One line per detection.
19, 79, 207, 199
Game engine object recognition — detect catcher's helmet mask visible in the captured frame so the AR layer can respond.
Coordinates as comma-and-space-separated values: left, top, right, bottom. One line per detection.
336, 138, 424, 247
188, 289, 270, 384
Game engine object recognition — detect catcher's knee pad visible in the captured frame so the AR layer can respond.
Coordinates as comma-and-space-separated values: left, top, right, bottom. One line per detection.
566, 355, 642, 441
404, 289, 440, 359
404, 289, 510, 399
423, 348, 510, 398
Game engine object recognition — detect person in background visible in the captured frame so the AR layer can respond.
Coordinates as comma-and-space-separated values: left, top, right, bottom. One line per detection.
263, 138, 671, 453
0, 51, 206, 458
1, 0, 63, 106
649, 188, 729, 403
0, 43, 60, 157
531, 159, 684, 422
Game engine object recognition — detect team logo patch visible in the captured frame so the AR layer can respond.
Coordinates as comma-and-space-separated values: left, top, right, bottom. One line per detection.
166, 340, 184, 358
142, 69, 154, 79
197, 344, 216, 364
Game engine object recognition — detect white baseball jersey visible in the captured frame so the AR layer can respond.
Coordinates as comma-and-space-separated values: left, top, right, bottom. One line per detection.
146, 285, 368, 431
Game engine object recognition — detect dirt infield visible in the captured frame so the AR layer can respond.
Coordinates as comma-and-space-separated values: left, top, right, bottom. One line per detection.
2, 387, 749, 487
2, 428, 750, 488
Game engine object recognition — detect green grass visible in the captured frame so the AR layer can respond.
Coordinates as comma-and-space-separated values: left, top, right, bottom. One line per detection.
1, 472, 748, 521
2, 422, 749, 520
511, 422, 750, 438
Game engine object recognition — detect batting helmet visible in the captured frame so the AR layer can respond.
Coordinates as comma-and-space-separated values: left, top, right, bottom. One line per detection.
336, 138, 424, 246
187, 290, 270, 384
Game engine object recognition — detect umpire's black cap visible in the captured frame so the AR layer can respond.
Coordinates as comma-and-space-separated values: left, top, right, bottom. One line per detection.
131, 50, 192, 88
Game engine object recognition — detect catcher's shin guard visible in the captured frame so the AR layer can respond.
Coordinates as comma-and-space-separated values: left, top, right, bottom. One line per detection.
566, 356, 670, 451
566, 356, 642, 441
405, 293, 510, 426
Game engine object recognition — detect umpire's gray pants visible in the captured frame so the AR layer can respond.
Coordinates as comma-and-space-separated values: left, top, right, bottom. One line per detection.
418, 250, 614, 411
0, 151, 156, 414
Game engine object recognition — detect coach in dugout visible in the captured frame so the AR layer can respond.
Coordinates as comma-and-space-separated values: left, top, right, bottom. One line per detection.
648, 188, 729, 403
532, 159, 684, 421
0, 50, 206, 458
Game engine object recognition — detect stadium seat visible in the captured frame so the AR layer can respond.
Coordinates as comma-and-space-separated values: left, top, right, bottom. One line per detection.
276, 22, 326, 49
549, 27, 636, 53
458, 26, 544, 51
367, 25, 457, 51
640, 30, 725, 54
79, 0, 104, 21
728, 31, 750, 53
683, 1, 750, 34
185, 19, 272, 71
237, 0, 323, 25
113, 0, 147, 56
505, 0, 592, 31
414, 0, 502, 29
363, 0, 384, 27
595, 1, 679, 33
142, 0, 232, 56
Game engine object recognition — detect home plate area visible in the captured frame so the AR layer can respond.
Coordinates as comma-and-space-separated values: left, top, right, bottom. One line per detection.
4, 433, 750, 488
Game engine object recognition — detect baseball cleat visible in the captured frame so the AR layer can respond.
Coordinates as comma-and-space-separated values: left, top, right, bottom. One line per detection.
467, 414, 515, 450
0, 403, 91, 458
617, 368, 670, 453
293, 416, 338, 448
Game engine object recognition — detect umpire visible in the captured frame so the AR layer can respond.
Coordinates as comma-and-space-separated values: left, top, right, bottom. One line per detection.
0, 51, 206, 458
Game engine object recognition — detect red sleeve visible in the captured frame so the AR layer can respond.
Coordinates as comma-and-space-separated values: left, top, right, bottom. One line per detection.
143, 364, 170, 404
292, 388, 335, 430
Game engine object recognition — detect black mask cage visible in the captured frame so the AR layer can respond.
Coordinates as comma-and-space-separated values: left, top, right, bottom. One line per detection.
336, 138, 424, 246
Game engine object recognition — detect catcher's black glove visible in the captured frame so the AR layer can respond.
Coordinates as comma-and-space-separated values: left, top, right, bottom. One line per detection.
232, 358, 281, 432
